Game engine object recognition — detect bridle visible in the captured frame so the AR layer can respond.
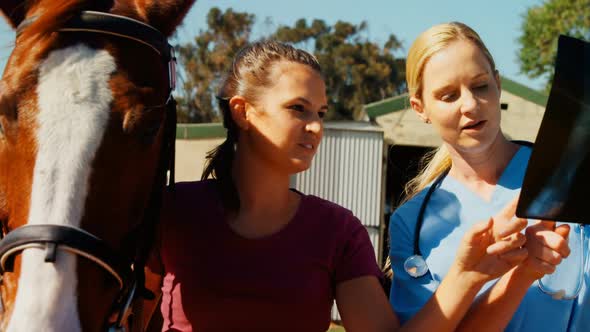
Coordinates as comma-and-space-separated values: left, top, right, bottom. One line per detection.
0, 11, 177, 331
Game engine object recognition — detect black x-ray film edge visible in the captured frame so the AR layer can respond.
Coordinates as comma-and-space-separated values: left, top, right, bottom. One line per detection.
516, 35, 590, 224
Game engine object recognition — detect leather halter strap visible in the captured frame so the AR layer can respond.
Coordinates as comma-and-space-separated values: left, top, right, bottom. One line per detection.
61, 11, 174, 62
0, 225, 132, 289
16, 11, 177, 94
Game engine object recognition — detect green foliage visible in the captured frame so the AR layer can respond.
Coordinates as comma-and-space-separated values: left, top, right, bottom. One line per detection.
274, 19, 405, 120
518, 0, 590, 92
177, 8, 255, 123
177, 8, 405, 123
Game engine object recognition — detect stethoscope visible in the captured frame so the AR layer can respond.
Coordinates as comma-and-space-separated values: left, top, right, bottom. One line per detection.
404, 141, 534, 278
402, 142, 586, 302
403, 170, 587, 301
403, 168, 450, 278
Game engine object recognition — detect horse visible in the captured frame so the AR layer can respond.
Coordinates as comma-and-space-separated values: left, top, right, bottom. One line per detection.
0, 0, 196, 330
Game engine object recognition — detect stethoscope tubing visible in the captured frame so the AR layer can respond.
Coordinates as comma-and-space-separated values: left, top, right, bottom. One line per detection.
413, 168, 450, 257
406, 142, 534, 278
404, 168, 449, 278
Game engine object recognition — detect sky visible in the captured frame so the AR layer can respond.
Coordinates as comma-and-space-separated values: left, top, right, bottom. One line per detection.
0, 0, 547, 91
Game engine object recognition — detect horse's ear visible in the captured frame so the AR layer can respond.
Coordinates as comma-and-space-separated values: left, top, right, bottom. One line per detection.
1, 0, 26, 29
113, 0, 197, 37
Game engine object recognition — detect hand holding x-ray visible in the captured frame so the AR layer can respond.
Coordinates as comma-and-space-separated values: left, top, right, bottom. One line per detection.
517, 35, 590, 224
516, 35, 589, 300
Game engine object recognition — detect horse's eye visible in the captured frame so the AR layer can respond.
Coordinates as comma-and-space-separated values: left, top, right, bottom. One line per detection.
123, 106, 164, 146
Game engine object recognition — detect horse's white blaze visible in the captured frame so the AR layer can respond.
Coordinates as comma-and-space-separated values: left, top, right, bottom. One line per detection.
7, 44, 115, 332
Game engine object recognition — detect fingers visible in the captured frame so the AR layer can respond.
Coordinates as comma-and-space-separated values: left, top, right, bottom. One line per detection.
464, 218, 493, 244
527, 241, 564, 265
527, 224, 571, 258
539, 220, 557, 231
487, 232, 526, 255
492, 198, 527, 240
498, 247, 529, 265
495, 197, 518, 221
555, 224, 571, 239
495, 217, 528, 239
525, 256, 557, 275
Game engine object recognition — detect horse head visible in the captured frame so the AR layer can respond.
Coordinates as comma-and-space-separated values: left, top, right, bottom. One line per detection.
0, 1, 195, 330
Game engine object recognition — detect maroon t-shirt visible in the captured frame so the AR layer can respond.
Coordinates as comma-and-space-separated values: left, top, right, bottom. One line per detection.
159, 180, 382, 332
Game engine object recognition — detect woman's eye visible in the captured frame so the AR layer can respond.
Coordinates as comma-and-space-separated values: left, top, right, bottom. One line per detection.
318, 112, 326, 119
474, 84, 488, 91
440, 92, 457, 102
288, 104, 305, 112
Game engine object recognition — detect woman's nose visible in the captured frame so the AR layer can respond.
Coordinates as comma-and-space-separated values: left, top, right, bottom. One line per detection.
460, 90, 478, 114
305, 117, 322, 135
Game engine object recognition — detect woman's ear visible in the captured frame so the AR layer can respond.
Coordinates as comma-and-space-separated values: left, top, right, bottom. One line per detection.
494, 70, 502, 92
410, 96, 429, 123
229, 96, 248, 130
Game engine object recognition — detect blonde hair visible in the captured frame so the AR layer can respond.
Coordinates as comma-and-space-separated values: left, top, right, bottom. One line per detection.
403, 22, 496, 200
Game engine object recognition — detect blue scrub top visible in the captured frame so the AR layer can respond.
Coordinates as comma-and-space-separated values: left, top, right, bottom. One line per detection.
389, 146, 590, 331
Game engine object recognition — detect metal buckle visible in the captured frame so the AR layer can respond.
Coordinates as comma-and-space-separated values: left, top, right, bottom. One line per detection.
168, 47, 177, 92
108, 281, 137, 332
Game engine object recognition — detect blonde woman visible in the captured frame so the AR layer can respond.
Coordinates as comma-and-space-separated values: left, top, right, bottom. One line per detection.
388, 22, 587, 332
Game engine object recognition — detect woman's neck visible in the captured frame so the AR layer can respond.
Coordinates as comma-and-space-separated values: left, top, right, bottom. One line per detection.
228, 145, 300, 238
446, 134, 519, 195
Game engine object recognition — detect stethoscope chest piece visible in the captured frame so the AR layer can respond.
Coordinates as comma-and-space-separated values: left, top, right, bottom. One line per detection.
404, 254, 429, 278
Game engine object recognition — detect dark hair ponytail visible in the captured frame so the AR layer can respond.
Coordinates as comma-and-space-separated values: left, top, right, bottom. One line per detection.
201, 40, 322, 213
201, 97, 240, 212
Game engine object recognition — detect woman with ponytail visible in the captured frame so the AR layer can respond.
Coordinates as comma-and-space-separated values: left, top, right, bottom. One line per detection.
388, 22, 588, 332
158, 40, 397, 331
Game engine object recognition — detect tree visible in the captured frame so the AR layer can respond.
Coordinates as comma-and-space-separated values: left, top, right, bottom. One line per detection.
177, 8, 405, 122
518, 0, 590, 92
176, 7, 255, 123
274, 19, 405, 120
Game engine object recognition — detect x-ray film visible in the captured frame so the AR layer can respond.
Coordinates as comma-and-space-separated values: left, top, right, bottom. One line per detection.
516, 35, 590, 224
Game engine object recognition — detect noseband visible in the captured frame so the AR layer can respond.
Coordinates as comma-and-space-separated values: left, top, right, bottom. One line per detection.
0, 11, 177, 331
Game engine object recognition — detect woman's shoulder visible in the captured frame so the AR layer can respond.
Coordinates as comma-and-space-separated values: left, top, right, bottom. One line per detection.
160, 180, 222, 240
174, 178, 217, 194
300, 193, 357, 222
169, 179, 218, 202
391, 189, 429, 224
294, 193, 368, 238
163, 179, 220, 217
